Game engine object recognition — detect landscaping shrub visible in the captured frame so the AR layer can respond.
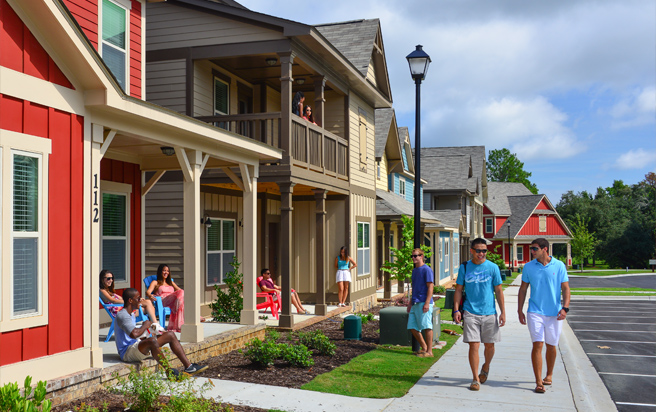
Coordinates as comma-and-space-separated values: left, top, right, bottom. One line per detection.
240, 338, 281, 367
296, 330, 337, 357
209, 257, 243, 322
0, 376, 52, 412
433, 285, 446, 294
112, 366, 166, 412
280, 344, 314, 367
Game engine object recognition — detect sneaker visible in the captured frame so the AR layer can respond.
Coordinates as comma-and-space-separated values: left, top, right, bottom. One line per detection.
183, 363, 208, 376
167, 368, 181, 381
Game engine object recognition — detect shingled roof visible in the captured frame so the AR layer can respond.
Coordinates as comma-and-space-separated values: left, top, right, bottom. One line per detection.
315, 19, 380, 77
376, 189, 440, 224
375, 108, 394, 159
492, 195, 544, 239
425, 209, 462, 230
417, 146, 487, 194
486, 182, 533, 215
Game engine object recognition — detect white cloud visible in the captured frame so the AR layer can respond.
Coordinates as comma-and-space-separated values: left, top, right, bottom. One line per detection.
614, 149, 656, 170
606, 87, 656, 129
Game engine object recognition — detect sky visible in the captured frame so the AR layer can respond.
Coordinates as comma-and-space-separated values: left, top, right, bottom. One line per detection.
239, 0, 655, 204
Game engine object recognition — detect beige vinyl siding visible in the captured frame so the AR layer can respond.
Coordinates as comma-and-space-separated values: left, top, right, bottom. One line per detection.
193, 60, 214, 117
145, 60, 186, 113
348, 93, 376, 189
351, 193, 376, 295
144, 182, 184, 287
366, 58, 377, 87
376, 154, 389, 190
266, 86, 281, 112
324, 90, 344, 137
146, 3, 285, 51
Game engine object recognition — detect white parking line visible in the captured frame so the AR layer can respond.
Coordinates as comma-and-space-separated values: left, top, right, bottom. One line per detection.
573, 330, 656, 333
568, 321, 655, 325
599, 372, 656, 377
588, 353, 656, 357
580, 340, 656, 343
616, 402, 656, 407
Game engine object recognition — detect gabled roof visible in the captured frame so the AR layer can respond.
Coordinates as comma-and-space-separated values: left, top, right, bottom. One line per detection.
486, 182, 533, 215
425, 209, 462, 231
375, 108, 395, 160
376, 189, 439, 224
494, 195, 545, 238
418, 146, 487, 195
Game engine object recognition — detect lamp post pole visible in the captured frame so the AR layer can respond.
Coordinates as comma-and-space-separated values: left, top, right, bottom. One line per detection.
507, 219, 513, 273
406, 45, 431, 249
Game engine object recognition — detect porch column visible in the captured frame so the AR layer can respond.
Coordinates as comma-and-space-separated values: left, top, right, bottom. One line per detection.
180, 149, 203, 343
279, 182, 295, 328
396, 222, 405, 294
314, 189, 328, 316
279, 52, 294, 165
89, 123, 105, 367
240, 164, 258, 325
313, 75, 326, 128
383, 221, 392, 299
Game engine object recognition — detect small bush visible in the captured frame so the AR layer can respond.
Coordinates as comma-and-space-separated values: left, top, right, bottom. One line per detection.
240, 338, 281, 367
265, 329, 280, 342
296, 330, 336, 357
0, 376, 52, 412
112, 367, 166, 412
433, 285, 446, 294
209, 257, 244, 322
280, 344, 314, 367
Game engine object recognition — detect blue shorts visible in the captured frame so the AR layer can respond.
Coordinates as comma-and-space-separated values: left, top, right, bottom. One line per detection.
407, 302, 433, 331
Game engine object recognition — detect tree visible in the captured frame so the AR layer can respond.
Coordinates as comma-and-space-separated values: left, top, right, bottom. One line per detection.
487, 148, 539, 194
569, 214, 596, 272
380, 215, 433, 289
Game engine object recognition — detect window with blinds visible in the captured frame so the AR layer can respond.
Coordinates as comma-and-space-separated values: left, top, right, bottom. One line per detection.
102, 192, 128, 284
102, 0, 127, 90
13, 153, 40, 316
357, 222, 370, 276
214, 78, 229, 115
206, 218, 235, 286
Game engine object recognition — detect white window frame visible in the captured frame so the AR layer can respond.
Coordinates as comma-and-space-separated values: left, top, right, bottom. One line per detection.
357, 221, 370, 276
485, 217, 493, 233
99, 0, 131, 93
444, 239, 449, 273
0, 130, 51, 332
205, 217, 236, 286
399, 178, 406, 197
539, 215, 547, 232
100, 181, 131, 290
517, 245, 524, 262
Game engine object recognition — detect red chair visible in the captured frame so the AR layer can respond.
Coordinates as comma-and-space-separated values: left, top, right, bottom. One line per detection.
256, 276, 280, 319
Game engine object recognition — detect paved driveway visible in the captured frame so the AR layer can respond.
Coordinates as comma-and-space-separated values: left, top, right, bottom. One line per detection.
568, 299, 656, 412
568, 274, 656, 289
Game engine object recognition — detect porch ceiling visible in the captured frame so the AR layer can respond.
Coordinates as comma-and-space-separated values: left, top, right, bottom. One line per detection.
203, 182, 343, 197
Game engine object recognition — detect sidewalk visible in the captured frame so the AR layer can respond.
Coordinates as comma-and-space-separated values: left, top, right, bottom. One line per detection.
199, 275, 616, 411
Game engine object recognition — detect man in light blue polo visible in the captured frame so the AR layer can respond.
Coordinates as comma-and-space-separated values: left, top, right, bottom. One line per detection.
518, 237, 570, 394
453, 238, 505, 391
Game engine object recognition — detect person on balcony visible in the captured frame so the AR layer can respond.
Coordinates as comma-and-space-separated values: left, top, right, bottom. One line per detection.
292, 91, 305, 116
335, 246, 357, 307
99, 269, 163, 332
303, 105, 317, 125
146, 264, 184, 332
258, 268, 309, 314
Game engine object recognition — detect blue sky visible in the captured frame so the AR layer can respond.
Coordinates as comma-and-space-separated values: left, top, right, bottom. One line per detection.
239, 0, 655, 203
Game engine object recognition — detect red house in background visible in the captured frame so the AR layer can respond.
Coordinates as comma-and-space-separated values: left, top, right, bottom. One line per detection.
0, 0, 277, 385
483, 182, 572, 269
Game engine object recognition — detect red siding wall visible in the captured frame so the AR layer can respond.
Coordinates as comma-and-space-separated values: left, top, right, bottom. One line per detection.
0, 95, 84, 366
518, 215, 568, 236
0, 0, 74, 88
100, 159, 142, 292
535, 199, 550, 210
483, 205, 492, 215
61, 0, 143, 99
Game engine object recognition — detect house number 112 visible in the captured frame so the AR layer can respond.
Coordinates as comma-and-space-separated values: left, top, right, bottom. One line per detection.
93, 173, 99, 223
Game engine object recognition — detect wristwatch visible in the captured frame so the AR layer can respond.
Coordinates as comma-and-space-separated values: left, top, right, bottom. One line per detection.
562, 307, 569, 313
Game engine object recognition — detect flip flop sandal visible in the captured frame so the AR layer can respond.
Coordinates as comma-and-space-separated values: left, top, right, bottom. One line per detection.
469, 381, 480, 391
479, 368, 489, 384
543, 377, 552, 385
535, 384, 546, 393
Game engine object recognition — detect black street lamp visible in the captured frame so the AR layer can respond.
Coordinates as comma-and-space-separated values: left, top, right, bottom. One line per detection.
506, 218, 513, 273
406, 45, 431, 249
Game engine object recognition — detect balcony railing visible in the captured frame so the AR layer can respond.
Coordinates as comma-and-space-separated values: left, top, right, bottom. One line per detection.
196, 113, 348, 179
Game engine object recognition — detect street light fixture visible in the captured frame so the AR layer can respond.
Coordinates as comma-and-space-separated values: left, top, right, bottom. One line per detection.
406, 45, 431, 249
506, 218, 513, 273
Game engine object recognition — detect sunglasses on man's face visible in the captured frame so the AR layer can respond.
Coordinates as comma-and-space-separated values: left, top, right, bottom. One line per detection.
530, 247, 540, 251
411, 254, 423, 258
472, 249, 488, 254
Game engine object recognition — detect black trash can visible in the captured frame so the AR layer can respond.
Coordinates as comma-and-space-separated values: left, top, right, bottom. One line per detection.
343, 315, 362, 340
444, 289, 455, 310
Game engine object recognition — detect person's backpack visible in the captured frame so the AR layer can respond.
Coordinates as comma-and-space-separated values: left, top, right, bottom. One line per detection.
452, 261, 468, 322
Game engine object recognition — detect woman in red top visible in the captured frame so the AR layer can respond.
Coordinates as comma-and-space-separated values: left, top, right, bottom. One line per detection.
258, 268, 308, 314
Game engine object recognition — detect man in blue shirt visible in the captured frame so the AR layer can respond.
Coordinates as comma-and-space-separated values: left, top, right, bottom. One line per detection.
453, 238, 505, 391
406, 248, 435, 358
518, 238, 570, 394
115, 288, 207, 377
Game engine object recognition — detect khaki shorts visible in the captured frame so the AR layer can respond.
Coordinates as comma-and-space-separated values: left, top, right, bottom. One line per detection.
462, 311, 500, 343
123, 341, 150, 362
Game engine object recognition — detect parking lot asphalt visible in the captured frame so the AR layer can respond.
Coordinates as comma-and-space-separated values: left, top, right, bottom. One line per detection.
568, 299, 656, 412
568, 274, 656, 289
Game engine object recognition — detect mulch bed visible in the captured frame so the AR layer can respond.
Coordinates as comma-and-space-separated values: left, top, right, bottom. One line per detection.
52, 306, 385, 411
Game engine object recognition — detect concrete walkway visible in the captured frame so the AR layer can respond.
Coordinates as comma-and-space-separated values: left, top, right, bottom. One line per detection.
199, 276, 616, 411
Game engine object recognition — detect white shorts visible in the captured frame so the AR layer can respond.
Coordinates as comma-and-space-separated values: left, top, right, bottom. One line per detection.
336, 269, 351, 282
527, 312, 563, 346
123, 341, 149, 362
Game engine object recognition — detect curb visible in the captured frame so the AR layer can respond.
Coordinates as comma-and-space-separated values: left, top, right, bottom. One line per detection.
559, 321, 618, 412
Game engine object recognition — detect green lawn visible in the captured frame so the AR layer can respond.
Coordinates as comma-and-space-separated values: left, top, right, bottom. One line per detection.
567, 269, 651, 276
302, 325, 463, 398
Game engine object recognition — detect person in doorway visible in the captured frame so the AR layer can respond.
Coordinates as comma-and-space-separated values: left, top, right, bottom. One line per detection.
292, 91, 305, 116
335, 246, 357, 307
115, 288, 207, 377
406, 248, 435, 358
146, 264, 184, 332
518, 237, 570, 394
453, 238, 506, 391
258, 268, 309, 314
